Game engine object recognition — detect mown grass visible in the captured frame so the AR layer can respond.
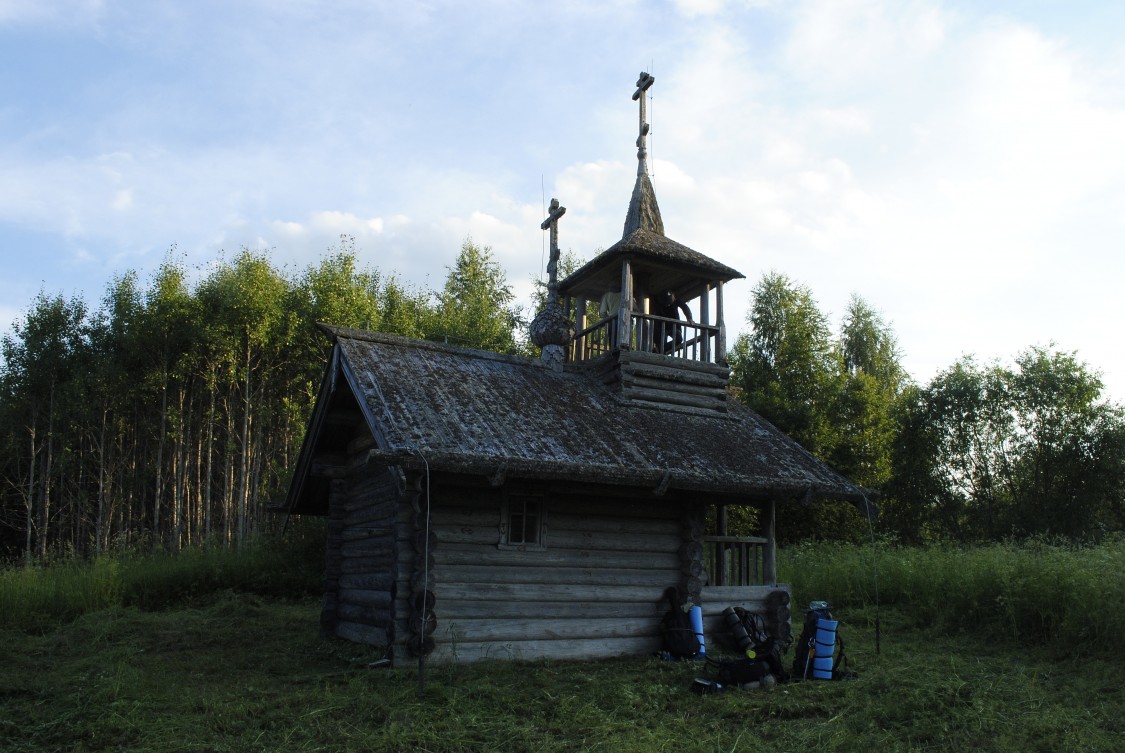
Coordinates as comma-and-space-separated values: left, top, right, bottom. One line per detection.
1, 595, 1120, 752
1, 537, 1122, 751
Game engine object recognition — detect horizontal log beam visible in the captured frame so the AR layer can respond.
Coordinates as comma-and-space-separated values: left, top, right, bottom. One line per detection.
429, 543, 680, 570
620, 384, 726, 410
337, 603, 392, 627
622, 361, 728, 388
338, 572, 395, 591
427, 635, 659, 664
622, 373, 727, 398
397, 598, 665, 621
339, 588, 393, 609
335, 621, 388, 647
432, 582, 670, 603
437, 564, 680, 588
435, 616, 657, 643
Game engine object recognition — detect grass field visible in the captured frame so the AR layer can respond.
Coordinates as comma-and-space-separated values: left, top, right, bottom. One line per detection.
1, 537, 1122, 752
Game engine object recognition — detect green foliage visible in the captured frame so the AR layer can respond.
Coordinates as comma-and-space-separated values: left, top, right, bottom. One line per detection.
0, 526, 325, 632
782, 537, 1125, 654
1, 570, 1121, 752
732, 271, 1123, 546
731, 277, 909, 543
0, 237, 525, 561
730, 271, 839, 458
430, 238, 522, 354
829, 295, 906, 490
886, 348, 1125, 542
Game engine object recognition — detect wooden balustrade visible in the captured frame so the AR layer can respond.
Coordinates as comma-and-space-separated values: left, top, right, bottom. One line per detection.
704, 535, 771, 587
570, 314, 720, 364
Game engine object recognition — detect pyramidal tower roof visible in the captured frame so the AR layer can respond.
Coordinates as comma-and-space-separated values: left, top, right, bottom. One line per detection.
622, 72, 665, 237
558, 72, 743, 301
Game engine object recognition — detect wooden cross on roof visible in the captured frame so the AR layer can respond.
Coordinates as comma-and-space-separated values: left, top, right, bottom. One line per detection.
633, 72, 655, 173
540, 197, 566, 304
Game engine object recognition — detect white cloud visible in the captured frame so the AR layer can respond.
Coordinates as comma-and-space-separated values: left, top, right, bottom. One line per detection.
673, 0, 727, 17
309, 211, 385, 236
3, 0, 1125, 402
784, 0, 950, 87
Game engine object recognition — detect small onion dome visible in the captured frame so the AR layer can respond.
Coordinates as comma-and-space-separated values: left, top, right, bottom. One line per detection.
530, 301, 574, 349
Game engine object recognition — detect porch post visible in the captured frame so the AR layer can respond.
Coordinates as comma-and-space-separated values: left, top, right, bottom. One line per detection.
764, 498, 777, 585
716, 281, 726, 364
716, 504, 728, 587
618, 259, 634, 349
575, 298, 587, 360
701, 284, 712, 362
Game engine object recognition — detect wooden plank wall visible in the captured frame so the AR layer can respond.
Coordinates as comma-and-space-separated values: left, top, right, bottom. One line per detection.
407, 486, 687, 663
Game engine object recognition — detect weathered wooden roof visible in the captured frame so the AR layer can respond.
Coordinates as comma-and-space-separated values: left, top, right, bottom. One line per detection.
281, 326, 869, 514
559, 227, 746, 302
558, 168, 744, 302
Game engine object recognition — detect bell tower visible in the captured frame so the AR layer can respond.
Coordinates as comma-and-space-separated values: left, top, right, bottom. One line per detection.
556, 72, 745, 414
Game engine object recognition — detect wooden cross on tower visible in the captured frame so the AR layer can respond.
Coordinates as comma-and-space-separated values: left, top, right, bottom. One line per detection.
540, 197, 566, 305
632, 72, 655, 172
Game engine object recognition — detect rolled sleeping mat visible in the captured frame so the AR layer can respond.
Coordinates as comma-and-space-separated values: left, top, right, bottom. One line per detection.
689, 604, 706, 657
722, 606, 752, 653
812, 618, 837, 679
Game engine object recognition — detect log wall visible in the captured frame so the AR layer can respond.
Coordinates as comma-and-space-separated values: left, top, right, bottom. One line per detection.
617, 350, 730, 414
323, 465, 789, 665
321, 464, 403, 650
407, 487, 687, 663
698, 584, 793, 654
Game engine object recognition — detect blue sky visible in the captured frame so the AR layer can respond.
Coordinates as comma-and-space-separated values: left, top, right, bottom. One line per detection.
3, 0, 1124, 400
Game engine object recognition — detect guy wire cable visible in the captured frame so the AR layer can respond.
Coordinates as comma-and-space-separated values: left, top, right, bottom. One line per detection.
863, 493, 881, 655
414, 443, 429, 697
540, 175, 546, 279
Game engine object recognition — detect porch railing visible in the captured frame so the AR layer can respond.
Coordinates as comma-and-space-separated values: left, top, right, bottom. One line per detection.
704, 535, 770, 587
570, 313, 720, 364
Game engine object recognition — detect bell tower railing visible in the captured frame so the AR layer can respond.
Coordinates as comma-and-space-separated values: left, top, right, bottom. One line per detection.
570, 313, 720, 364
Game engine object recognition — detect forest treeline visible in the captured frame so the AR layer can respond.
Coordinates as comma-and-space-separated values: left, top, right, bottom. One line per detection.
1, 242, 1123, 563
730, 272, 1125, 544
0, 238, 520, 563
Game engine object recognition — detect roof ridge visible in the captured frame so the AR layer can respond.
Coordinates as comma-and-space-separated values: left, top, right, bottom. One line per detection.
318, 324, 544, 368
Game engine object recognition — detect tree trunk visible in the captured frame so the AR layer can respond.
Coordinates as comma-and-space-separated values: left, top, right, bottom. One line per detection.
24, 417, 37, 567
153, 375, 168, 552
237, 337, 252, 546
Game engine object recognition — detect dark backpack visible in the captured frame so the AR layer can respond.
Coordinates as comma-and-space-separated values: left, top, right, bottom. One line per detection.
708, 657, 772, 686
723, 606, 789, 682
791, 601, 852, 680
659, 586, 699, 659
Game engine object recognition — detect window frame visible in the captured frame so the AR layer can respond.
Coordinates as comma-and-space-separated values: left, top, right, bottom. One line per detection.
498, 492, 547, 551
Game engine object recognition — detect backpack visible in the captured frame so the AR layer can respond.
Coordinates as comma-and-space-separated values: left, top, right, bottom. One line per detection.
659, 586, 699, 659
723, 606, 789, 682
791, 601, 853, 680
708, 656, 772, 686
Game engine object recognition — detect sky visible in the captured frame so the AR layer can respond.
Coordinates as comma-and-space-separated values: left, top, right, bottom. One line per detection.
2, 0, 1124, 401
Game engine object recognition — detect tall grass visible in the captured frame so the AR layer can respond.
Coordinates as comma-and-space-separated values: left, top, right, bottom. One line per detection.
7, 530, 1123, 658
781, 535, 1125, 655
0, 521, 325, 632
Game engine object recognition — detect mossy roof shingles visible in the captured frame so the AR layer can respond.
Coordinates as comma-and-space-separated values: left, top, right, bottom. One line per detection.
316, 326, 866, 506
